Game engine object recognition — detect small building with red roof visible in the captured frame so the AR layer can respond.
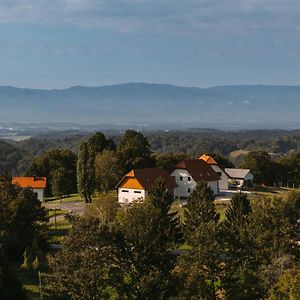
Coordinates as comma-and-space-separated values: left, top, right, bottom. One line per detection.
12, 177, 47, 202
171, 159, 220, 198
116, 168, 177, 204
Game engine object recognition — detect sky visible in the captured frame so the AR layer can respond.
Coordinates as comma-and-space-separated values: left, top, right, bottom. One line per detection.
0, 0, 300, 89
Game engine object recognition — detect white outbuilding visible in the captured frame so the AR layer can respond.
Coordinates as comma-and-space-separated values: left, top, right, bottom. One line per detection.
225, 168, 254, 188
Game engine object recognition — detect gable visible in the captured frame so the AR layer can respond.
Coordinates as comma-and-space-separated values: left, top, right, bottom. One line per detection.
119, 177, 144, 190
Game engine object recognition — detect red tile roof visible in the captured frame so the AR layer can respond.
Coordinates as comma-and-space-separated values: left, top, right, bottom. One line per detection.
175, 159, 220, 182
12, 177, 47, 189
116, 168, 177, 190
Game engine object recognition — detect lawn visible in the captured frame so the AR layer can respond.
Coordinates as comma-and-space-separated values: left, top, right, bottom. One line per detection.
48, 217, 72, 244
45, 193, 83, 203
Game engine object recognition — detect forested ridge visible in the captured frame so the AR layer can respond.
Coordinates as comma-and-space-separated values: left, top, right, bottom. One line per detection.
3, 129, 300, 176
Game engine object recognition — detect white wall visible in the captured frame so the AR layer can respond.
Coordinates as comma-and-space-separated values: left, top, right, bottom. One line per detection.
207, 180, 219, 195
33, 188, 44, 202
245, 172, 254, 181
211, 165, 229, 190
171, 169, 219, 198
118, 188, 146, 204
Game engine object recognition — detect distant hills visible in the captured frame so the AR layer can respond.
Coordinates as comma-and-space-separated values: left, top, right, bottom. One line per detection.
1, 83, 300, 129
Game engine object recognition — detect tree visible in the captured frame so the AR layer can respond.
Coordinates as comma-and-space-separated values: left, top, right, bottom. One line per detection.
118, 200, 180, 299
268, 265, 300, 299
0, 247, 26, 300
0, 175, 48, 260
117, 130, 155, 173
51, 166, 74, 198
240, 151, 277, 185
155, 152, 187, 172
88, 132, 116, 153
46, 217, 131, 300
147, 178, 182, 247
222, 193, 261, 300
95, 150, 122, 193
116, 180, 182, 299
223, 192, 251, 243
77, 142, 95, 203
178, 182, 223, 299
26, 149, 77, 196
184, 181, 219, 234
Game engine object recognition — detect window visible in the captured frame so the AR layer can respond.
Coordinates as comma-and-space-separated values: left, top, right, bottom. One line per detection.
121, 190, 129, 193
188, 176, 191, 181
172, 176, 176, 180
180, 176, 183, 181
217, 172, 222, 176
188, 188, 191, 193
134, 191, 141, 194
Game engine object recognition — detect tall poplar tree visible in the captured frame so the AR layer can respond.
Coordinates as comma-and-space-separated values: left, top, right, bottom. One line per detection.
77, 141, 95, 203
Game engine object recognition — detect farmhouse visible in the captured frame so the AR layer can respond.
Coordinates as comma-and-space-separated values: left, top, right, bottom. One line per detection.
171, 159, 220, 198
199, 154, 229, 190
225, 168, 254, 188
12, 176, 47, 202
116, 168, 177, 204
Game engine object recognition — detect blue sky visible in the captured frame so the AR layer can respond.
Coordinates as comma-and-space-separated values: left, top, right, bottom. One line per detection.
0, 0, 300, 88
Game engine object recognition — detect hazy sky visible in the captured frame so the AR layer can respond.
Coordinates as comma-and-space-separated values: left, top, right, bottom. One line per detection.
1, 0, 300, 88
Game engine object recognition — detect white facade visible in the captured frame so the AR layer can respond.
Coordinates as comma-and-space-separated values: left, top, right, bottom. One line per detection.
33, 188, 45, 202
118, 188, 146, 204
171, 169, 219, 198
210, 165, 229, 190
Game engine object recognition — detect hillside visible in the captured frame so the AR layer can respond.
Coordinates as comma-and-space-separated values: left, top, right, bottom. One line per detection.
1, 83, 300, 128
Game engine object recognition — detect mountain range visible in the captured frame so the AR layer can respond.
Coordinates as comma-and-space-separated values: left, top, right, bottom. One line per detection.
1, 83, 300, 129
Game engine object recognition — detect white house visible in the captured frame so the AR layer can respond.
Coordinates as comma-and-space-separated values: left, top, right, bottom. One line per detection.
12, 177, 47, 202
171, 159, 220, 198
116, 168, 177, 204
225, 168, 254, 188
199, 154, 229, 190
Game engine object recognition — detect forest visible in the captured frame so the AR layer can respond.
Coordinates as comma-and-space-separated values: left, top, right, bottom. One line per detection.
1, 129, 300, 299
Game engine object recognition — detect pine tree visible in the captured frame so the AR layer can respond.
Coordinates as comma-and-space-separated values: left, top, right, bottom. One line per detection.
223, 192, 252, 245
178, 182, 223, 299
184, 181, 219, 240
148, 178, 182, 246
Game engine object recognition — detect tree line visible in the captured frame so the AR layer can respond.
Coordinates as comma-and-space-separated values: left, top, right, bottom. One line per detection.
24, 130, 300, 202
44, 181, 300, 299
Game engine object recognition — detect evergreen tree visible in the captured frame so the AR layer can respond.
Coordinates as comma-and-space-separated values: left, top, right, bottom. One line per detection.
222, 193, 261, 299
77, 141, 95, 203
148, 178, 182, 247
223, 192, 251, 242
178, 182, 223, 300
184, 181, 219, 237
